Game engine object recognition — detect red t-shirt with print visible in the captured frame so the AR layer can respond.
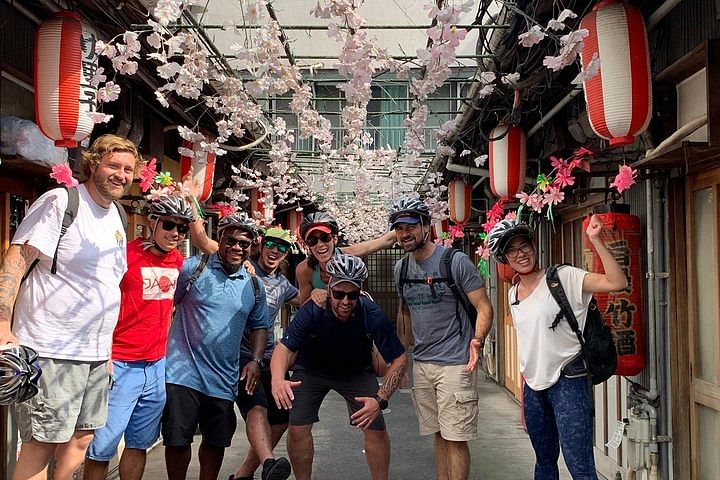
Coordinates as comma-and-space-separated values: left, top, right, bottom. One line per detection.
112, 238, 184, 361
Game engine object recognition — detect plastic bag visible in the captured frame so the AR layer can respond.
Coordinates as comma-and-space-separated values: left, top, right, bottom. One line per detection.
0, 116, 67, 166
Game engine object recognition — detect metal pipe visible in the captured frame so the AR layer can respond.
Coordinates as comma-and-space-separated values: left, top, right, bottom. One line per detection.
4, 0, 42, 23
648, 0, 683, 31
644, 114, 707, 159
645, 177, 659, 402
446, 158, 535, 184
1, 71, 33, 93
527, 88, 582, 137
133, 23, 509, 31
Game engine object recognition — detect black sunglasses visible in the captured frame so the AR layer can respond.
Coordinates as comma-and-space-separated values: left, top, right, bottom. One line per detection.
330, 289, 360, 301
306, 232, 333, 247
262, 239, 290, 254
223, 237, 252, 249
161, 220, 190, 235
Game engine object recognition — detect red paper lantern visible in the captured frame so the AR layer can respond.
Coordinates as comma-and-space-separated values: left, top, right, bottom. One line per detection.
35, 11, 98, 148
489, 124, 526, 200
580, 0, 652, 147
250, 188, 274, 226
432, 219, 449, 240
448, 179, 472, 224
180, 138, 216, 203
582, 212, 645, 376
284, 209, 303, 240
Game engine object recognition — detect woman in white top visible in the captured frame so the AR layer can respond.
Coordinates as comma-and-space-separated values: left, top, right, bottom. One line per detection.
487, 215, 627, 480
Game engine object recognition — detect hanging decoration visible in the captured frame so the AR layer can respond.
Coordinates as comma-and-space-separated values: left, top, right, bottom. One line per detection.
35, 11, 98, 147
432, 219, 449, 241
284, 209, 304, 242
448, 178, 472, 224
580, 0, 652, 147
582, 209, 645, 376
179, 134, 217, 203
250, 187, 275, 226
489, 124, 527, 200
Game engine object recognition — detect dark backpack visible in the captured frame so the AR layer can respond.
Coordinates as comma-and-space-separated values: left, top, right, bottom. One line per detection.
398, 248, 477, 336
24, 187, 128, 279
546, 264, 617, 385
176, 253, 260, 305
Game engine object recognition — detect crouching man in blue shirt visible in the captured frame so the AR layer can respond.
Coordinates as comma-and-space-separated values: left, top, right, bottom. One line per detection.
270, 254, 408, 480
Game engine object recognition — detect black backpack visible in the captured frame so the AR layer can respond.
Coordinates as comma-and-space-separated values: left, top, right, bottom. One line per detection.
546, 264, 617, 385
398, 248, 477, 336
24, 187, 128, 280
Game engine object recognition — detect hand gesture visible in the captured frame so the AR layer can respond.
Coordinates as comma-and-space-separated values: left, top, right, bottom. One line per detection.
240, 361, 261, 395
180, 167, 202, 199
464, 337, 483, 372
244, 260, 256, 275
310, 289, 328, 307
586, 214, 604, 242
272, 378, 302, 410
350, 396, 382, 429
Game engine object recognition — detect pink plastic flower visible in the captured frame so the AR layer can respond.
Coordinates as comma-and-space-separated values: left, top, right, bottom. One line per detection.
552, 170, 575, 189
516, 191, 531, 205
139, 157, 158, 192
527, 193, 544, 213
50, 164, 78, 188
610, 165, 638, 193
449, 223, 465, 239
543, 187, 565, 206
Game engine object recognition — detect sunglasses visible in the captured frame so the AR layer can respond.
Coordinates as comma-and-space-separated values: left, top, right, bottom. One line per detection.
161, 220, 190, 235
223, 237, 253, 249
305, 232, 333, 247
330, 289, 360, 301
262, 239, 290, 254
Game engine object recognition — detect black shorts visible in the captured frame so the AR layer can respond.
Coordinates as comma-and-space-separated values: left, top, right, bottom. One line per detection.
236, 359, 289, 426
289, 370, 385, 431
161, 383, 237, 448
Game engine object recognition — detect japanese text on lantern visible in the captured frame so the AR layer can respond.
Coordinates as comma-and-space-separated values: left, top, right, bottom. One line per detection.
603, 239, 637, 355
79, 30, 98, 112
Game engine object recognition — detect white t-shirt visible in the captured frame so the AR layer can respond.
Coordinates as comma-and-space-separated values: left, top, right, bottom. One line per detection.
509, 266, 592, 391
12, 184, 127, 361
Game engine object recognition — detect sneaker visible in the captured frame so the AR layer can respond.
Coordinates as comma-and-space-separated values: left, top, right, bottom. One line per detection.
261, 457, 291, 480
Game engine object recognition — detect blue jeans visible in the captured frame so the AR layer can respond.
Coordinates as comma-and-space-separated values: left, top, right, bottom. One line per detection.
523, 375, 597, 480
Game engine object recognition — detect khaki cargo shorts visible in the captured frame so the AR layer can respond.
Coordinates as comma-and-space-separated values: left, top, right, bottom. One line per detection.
13, 357, 110, 443
410, 361, 479, 441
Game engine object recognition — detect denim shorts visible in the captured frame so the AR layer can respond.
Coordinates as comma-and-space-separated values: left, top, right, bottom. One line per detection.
86, 358, 166, 461
14, 357, 109, 443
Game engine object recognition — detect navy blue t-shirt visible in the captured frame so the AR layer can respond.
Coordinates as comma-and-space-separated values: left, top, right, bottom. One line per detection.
281, 297, 405, 376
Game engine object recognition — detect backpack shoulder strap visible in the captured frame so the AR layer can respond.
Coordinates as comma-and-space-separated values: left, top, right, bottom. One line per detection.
50, 187, 79, 274
440, 248, 477, 324
113, 200, 128, 231
250, 275, 261, 305
176, 254, 210, 305
398, 254, 410, 301
546, 264, 583, 341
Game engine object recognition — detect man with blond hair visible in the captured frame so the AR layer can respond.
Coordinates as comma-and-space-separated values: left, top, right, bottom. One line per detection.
0, 134, 141, 480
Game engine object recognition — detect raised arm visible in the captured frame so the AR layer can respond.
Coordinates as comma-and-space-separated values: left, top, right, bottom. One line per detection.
295, 260, 314, 303
0, 244, 39, 344
188, 218, 218, 254
342, 231, 396, 257
581, 214, 629, 294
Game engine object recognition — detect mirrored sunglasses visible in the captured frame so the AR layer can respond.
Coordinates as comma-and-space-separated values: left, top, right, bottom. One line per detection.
262, 240, 290, 254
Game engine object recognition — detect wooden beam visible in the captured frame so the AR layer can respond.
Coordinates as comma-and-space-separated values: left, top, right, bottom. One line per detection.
705, 40, 720, 147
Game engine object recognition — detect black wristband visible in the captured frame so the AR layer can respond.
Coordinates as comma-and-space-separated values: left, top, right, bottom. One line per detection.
374, 394, 388, 410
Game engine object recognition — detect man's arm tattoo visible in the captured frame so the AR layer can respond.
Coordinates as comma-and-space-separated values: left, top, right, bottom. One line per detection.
380, 363, 407, 399
0, 245, 38, 322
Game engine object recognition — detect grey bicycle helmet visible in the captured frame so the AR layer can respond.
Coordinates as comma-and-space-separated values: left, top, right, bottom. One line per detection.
487, 219, 534, 264
300, 212, 339, 240
217, 214, 259, 240
149, 195, 194, 221
0, 345, 41, 405
388, 195, 430, 229
326, 253, 368, 289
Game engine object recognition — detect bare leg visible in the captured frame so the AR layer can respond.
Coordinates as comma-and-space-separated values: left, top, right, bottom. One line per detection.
245, 407, 274, 463
165, 446, 191, 480
363, 429, 390, 480
118, 448, 147, 480
198, 442, 225, 480
12, 439, 57, 480
287, 425, 313, 480
51, 431, 94, 480
234, 423, 288, 478
434, 432, 449, 480
81, 459, 109, 480
436, 435, 470, 480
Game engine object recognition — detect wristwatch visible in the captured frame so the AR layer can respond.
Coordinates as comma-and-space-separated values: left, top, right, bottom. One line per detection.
374, 394, 389, 410
251, 356, 264, 368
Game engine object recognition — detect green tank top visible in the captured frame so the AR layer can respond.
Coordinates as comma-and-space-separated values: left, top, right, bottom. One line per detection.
310, 247, 342, 289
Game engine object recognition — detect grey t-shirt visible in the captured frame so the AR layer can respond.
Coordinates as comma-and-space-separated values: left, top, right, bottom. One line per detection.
240, 260, 299, 360
394, 245, 485, 364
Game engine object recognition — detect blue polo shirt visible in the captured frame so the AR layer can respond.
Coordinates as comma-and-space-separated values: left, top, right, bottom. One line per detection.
166, 253, 270, 401
281, 297, 405, 376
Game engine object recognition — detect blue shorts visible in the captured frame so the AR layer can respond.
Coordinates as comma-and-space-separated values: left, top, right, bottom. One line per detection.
86, 358, 166, 461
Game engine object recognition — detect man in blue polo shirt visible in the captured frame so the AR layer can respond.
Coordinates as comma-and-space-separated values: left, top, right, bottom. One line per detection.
163, 215, 291, 480
271, 254, 408, 480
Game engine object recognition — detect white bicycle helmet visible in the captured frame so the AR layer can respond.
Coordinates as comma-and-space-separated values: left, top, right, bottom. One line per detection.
0, 345, 41, 405
217, 214, 259, 240
149, 195, 194, 221
487, 219, 534, 264
326, 254, 368, 289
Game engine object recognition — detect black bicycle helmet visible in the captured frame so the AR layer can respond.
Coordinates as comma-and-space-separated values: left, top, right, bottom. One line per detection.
0, 345, 41, 405
388, 195, 430, 228
217, 214, 259, 240
149, 195, 194, 222
487, 219, 534, 264
299, 212, 339, 240
326, 254, 368, 289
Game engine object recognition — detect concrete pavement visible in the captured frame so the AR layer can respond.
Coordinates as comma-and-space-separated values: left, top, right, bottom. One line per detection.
139, 373, 573, 479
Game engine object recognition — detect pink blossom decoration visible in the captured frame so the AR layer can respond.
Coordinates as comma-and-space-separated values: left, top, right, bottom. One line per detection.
50, 164, 78, 188
210, 202, 237, 218
543, 187, 565, 206
449, 223, 465, 239
527, 193, 544, 213
552, 170, 575, 189
610, 165, 638, 193
139, 157, 158, 192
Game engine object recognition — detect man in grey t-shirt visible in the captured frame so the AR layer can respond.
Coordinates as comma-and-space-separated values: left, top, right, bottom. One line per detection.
389, 196, 493, 480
